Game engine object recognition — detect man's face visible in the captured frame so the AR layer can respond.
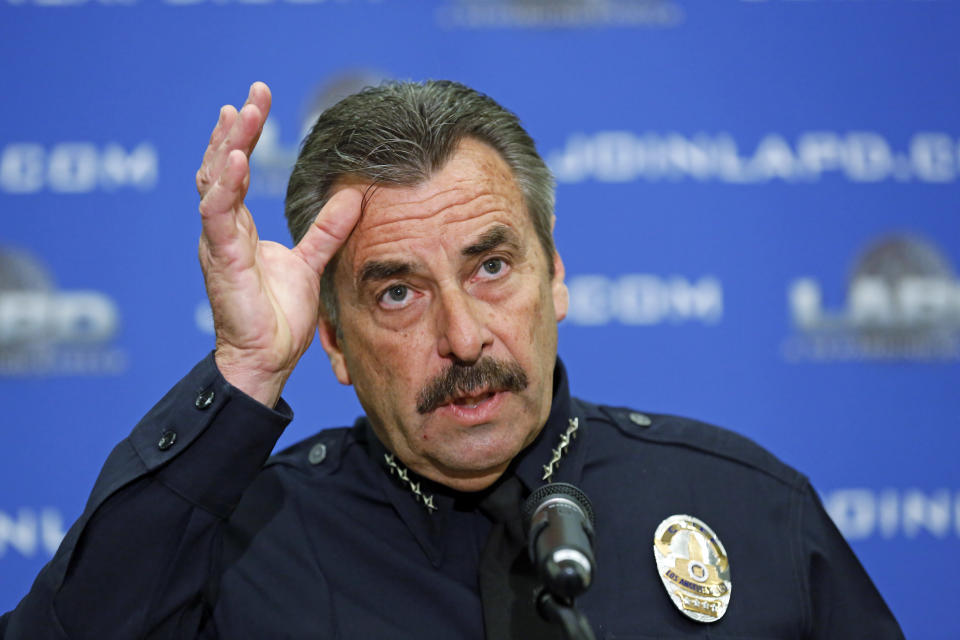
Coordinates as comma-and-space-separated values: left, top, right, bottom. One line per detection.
319, 138, 568, 492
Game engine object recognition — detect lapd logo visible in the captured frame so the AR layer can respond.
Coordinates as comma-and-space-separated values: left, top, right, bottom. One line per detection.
653, 514, 731, 623
0, 247, 125, 375
783, 234, 960, 361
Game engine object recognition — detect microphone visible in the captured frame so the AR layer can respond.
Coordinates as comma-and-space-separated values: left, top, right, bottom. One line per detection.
522, 482, 596, 600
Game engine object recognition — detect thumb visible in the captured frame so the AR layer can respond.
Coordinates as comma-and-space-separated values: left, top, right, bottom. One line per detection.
292, 187, 364, 275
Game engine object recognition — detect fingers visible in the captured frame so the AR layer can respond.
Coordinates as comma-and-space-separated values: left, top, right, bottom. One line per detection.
244, 81, 272, 152
207, 106, 235, 160
292, 187, 365, 275
200, 102, 261, 193
199, 149, 251, 250
196, 82, 273, 197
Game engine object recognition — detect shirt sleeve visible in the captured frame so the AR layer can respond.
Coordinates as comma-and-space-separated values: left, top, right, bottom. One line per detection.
1, 353, 292, 640
798, 483, 905, 639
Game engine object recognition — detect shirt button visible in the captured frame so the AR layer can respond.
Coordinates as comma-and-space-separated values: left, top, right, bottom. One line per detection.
158, 430, 177, 451
628, 412, 652, 427
195, 389, 215, 409
308, 443, 327, 465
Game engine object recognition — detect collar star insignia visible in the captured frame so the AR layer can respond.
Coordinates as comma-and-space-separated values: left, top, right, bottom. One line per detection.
542, 417, 579, 482
384, 415, 583, 513
383, 453, 438, 513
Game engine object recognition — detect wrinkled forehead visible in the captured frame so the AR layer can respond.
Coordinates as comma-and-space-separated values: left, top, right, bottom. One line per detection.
354, 139, 520, 229
338, 139, 530, 278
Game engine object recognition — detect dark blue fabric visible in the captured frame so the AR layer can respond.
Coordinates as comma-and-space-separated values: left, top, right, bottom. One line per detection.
1, 355, 903, 639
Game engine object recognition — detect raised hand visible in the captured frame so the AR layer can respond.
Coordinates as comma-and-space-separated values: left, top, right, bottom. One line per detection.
196, 82, 362, 407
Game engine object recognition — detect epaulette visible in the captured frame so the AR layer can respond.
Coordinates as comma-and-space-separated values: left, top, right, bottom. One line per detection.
264, 425, 353, 476
576, 398, 807, 490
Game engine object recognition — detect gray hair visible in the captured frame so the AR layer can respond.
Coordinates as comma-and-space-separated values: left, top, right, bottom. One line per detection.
284, 80, 556, 330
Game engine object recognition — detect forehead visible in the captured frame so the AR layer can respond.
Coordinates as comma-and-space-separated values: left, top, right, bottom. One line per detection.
341, 138, 530, 271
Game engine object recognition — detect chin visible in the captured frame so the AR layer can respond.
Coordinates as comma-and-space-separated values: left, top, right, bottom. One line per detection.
431, 432, 527, 477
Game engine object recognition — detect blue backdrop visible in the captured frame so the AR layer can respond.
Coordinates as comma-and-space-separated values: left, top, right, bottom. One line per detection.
2, 2, 958, 638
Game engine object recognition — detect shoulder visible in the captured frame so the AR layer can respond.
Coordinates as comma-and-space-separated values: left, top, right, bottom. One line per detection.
575, 398, 808, 491
226, 424, 369, 534
263, 425, 358, 478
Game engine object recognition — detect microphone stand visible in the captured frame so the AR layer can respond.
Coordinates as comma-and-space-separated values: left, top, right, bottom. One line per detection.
536, 589, 597, 640
523, 482, 599, 640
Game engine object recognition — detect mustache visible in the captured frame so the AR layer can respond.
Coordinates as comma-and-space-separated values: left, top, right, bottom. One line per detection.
416, 357, 529, 414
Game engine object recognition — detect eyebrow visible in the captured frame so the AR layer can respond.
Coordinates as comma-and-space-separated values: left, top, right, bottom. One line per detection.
356, 224, 521, 287
358, 259, 415, 286
462, 224, 521, 257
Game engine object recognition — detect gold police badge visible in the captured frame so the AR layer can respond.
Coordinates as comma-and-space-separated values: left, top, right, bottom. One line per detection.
653, 514, 731, 623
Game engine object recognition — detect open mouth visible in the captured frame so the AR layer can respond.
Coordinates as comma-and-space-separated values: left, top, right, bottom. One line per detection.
449, 390, 498, 409
433, 388, 508, 423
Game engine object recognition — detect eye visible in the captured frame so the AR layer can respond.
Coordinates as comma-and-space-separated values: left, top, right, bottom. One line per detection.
479, 258, 505, 277
379, 284, 413, 309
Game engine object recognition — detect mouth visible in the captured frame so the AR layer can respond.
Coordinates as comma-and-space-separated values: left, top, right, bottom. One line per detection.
434, 388, 507, 423
445, 389, 498, 410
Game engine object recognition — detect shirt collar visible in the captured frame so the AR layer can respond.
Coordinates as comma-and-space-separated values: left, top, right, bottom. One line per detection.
512, 357, 588, 492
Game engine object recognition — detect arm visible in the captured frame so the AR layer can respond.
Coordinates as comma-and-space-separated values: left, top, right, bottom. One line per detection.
4, 355, 290, 639
2, 82, 362, 638
799, 484, 905, 639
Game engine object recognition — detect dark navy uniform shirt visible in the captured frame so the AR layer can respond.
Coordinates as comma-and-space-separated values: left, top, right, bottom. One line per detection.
2, 356, 904, 639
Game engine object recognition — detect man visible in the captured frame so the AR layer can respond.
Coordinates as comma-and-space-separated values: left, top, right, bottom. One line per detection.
2, 80, 903, 639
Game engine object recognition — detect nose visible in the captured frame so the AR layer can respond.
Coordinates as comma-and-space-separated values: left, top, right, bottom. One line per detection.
435, 286, 493, 365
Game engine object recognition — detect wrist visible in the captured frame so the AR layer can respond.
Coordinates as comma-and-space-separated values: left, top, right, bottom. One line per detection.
214, 348, 291, 408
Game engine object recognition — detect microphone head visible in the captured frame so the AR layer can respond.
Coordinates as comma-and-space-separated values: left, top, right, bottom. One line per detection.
522, 482, 595, 531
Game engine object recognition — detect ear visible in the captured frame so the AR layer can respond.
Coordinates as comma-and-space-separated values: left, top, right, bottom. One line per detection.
548, 215, 568, 322
318, 315, 352, 386
551, 251, 570, 322
551, 249, 568, 323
